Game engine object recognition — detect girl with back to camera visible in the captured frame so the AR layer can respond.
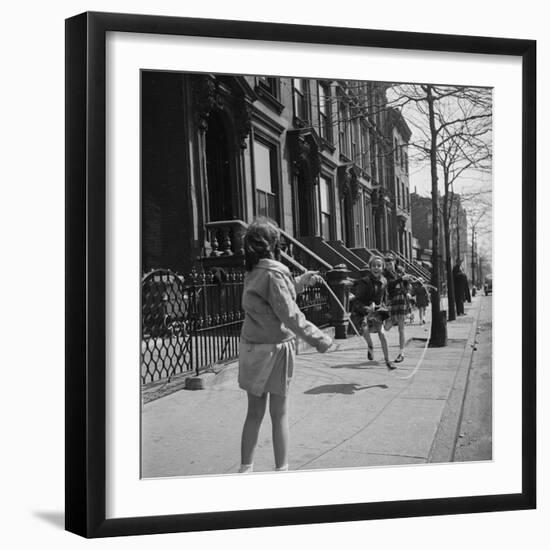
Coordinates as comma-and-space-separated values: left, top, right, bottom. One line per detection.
238, 217, 333, 474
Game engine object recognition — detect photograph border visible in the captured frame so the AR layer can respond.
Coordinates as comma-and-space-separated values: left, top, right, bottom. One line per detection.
65, 11, 536, 538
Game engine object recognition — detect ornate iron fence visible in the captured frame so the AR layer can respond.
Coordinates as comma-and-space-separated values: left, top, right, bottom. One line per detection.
141, 267, 331, 385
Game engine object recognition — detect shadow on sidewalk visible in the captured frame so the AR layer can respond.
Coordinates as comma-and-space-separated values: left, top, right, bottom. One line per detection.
329, 361, 388, 370
304, 383, 388, 395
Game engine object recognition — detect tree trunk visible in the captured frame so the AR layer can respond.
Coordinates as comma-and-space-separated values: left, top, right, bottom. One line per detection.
471, 229, 476, 286
426, 86, 447, 346
456, 202, 461, 260
443, 194, 456, 321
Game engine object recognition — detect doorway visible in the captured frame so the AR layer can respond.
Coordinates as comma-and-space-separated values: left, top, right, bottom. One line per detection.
205, 111, 233, 221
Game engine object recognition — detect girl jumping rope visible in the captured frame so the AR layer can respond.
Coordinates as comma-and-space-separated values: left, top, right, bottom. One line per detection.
383, 254, 414, 363
350, 255, 396, 370
238, 217, 333, 473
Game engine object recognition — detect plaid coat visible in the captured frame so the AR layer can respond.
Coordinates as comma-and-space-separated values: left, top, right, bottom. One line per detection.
384, 269, 411, 319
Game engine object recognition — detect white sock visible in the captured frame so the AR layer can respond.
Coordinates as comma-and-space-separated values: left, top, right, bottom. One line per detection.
274, 464, 288, 471
238, 463, 253, 473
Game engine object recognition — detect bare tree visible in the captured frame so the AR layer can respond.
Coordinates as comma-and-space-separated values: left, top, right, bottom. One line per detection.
386, 83, 492, 335
436, 96, 492, 319
465, 200, 492, 287
285, 78, 492, 341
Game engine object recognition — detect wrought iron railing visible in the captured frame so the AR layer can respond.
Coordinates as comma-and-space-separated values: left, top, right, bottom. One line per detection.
141, 267, 331, 385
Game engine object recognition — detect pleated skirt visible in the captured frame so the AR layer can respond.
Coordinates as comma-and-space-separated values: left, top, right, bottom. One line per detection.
238, 339, 295, 397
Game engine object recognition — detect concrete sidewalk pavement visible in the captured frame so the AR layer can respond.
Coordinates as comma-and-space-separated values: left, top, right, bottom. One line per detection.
141, 296, 483, 478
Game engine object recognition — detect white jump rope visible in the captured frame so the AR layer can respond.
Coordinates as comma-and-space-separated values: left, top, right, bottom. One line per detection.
305, 269, 432, 381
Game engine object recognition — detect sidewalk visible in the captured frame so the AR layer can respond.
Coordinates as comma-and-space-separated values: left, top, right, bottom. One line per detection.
141, 297, 482, 478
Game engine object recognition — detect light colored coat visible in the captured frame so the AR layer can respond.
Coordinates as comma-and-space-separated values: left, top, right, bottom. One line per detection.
240, 258, 331, 351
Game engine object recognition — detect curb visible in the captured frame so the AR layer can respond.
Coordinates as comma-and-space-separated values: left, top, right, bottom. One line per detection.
428, 298, 483, 463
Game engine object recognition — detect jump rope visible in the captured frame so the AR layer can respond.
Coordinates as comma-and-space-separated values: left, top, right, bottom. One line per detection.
165, 265, 431, 385
304, 268, 432, 381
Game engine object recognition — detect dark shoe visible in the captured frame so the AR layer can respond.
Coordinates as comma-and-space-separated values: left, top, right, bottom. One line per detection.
394, 353, 404, 363
386, 360, 396, 370
367, 347, 374, 361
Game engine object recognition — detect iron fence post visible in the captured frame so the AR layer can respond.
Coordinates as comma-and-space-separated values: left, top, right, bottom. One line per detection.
326, 264, 353, 339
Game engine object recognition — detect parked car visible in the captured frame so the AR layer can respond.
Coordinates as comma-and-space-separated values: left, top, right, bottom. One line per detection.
484, 276, 492, 296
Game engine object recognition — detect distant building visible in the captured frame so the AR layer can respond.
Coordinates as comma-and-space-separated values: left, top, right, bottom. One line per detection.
448, 192, 471, 274
410, 191, 444, 282
411, 190, 475, 286
387, 108, 413, 261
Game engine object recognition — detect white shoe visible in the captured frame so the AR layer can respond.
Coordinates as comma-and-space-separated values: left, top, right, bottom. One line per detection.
238, 463, 254, 473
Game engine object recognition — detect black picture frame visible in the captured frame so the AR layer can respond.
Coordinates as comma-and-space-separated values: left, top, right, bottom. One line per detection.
65, 11, 536, 538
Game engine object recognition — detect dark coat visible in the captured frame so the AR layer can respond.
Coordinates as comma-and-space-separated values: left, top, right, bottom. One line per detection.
453, 266, 466, 296
351, 271, 387, 312
350, 271, 389, 333
453, 265, 468, 314
413, 282, 430, 308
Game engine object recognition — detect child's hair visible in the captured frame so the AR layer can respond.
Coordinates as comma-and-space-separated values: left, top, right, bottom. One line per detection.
369, 255, 384, 268
244, 217, 281, 271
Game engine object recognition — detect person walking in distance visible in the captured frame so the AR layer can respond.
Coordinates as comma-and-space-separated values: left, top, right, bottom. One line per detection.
383, 254, 412, 363
412, 277, 430, 325
238, 217, 333, 474
453, 259, 467, 316
350, 256, 395, 370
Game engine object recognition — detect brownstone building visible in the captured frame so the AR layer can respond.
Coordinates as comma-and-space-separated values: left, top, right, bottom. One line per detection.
141, 72, 427, 279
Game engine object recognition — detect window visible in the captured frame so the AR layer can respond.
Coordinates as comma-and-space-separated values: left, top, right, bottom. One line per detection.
318, 83, 332, 142
396, 176, 401, 206
369, 128, 377, 177
364, 195, 372, 247
257, 76, 278, 98
319, 175, 333, 239
338, 100, 350, 157
253, 140, 278, 221
352, 191, 365, 246
361, 125, 369, 170
351, 118, 359, 165
293, 78, 309, 122
394, 138, 399, 163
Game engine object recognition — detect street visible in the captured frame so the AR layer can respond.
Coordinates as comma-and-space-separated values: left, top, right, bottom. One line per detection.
453, 295, 492, 461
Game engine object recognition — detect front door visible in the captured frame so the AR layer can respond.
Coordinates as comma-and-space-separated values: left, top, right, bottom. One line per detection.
295, 172, 315, 236
205, 111, 233, 221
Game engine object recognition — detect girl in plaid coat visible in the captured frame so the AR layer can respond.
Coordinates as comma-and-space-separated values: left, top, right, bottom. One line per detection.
383, 255, 413, 363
